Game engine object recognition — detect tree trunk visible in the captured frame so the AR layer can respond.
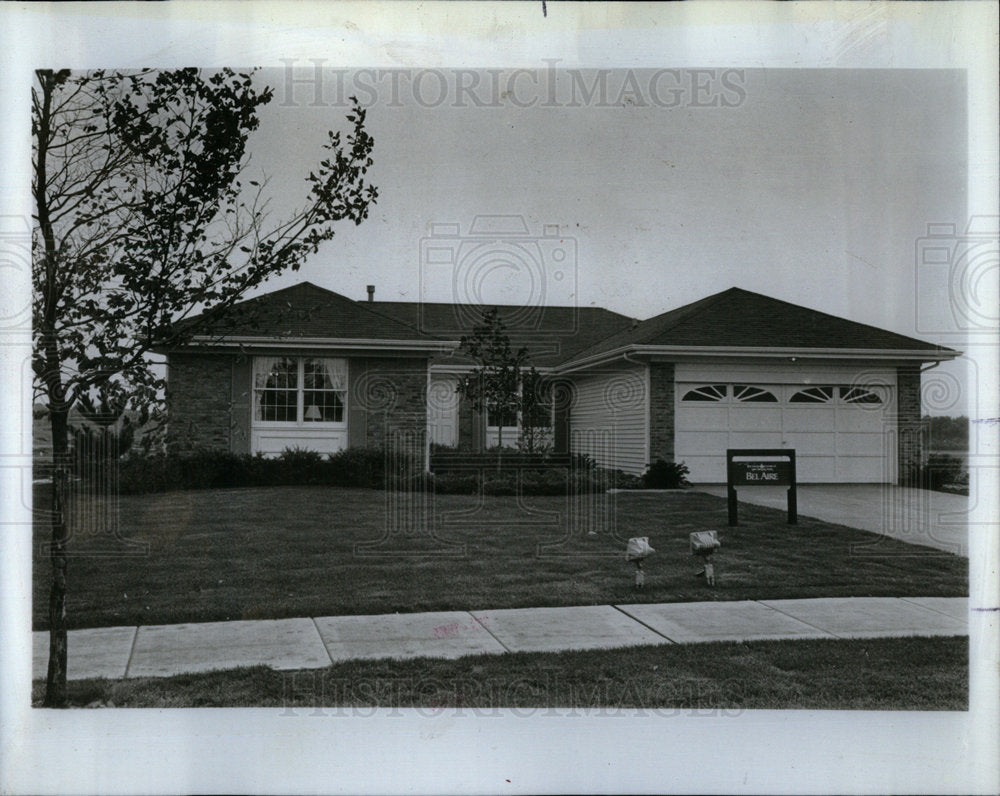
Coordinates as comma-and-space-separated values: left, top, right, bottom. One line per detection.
43, 407, 70, 707
496, 423, 502, 473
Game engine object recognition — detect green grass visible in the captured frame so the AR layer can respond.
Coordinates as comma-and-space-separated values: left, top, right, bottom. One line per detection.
32, 635, 968, 710
32, 486, 967, 630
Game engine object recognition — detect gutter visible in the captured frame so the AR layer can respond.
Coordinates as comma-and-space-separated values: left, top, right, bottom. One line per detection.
554, 344, 961, 374
163, 335, 461, 354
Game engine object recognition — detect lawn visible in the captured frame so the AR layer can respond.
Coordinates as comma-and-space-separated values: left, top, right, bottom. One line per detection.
32, 635, 968, 710
32, 486, 967, 630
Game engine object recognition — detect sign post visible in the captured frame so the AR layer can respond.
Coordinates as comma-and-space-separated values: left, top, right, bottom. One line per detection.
726, 449, 797, 526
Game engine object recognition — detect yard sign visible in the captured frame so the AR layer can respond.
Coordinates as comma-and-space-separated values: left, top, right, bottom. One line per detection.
726, 449, 797, 526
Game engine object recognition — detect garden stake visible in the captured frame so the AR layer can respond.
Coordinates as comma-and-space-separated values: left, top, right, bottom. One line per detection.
625, 537, 654, 590
689, 531, 721, 588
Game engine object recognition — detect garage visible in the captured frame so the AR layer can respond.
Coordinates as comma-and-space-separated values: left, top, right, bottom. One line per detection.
674, 365, 897, 483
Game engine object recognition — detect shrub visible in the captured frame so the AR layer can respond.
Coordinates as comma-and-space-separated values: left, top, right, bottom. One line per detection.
606, 469, 644, 490
641, 459, 690, 489
109, 446, 630, 496
113, 446, 425, 494
430, 472, 479, 494
275, 447, 326, 485
117, 449, 254, 493
428, 466, 618, 496
904, 454, 967, 492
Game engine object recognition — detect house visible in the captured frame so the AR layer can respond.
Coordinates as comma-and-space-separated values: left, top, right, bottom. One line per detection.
160, 281, 959, 483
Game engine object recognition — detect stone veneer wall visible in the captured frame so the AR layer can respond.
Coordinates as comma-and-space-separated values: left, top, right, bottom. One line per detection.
647, 362, 675, 464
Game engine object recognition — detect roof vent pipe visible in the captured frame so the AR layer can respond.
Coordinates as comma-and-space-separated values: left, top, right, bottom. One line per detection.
366, 285, 375, 302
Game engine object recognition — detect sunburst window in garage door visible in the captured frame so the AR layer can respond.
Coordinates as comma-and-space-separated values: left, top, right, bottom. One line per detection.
682, 384, 728, 401
733, 385, 778, 402
839, 386, 882, 404
789, 386, 834, 403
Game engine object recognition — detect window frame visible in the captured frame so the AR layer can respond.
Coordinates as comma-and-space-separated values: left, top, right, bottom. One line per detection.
484, 379, 555, 433
681, 384, 729, 402
838, 385, 884, 405
788, 385, 836, 404
252, 356, 349, 428
732, 384, 779, 403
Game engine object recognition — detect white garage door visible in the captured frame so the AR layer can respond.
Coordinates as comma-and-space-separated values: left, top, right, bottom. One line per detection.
675, 382, 895, 483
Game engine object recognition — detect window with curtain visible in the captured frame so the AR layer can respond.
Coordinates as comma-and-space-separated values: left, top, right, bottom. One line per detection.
253, 356, 347, 423
303, 358, 347, 422
254, 357, 298, 422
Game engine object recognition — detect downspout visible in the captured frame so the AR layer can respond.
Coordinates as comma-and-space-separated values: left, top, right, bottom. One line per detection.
902, 360, 941, 485
623, 351, 651, 473
425, 365, 432, 473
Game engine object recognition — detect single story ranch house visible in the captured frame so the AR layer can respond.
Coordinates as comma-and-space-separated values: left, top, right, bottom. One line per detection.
161, 281, 958, 483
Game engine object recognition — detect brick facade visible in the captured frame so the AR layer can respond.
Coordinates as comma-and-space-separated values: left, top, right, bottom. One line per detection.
647, 362, 675, 464
165, 349, 929, 485
166, 352, 235, 452
896, 364, 924, 483
168, 352, 429, 457
348, 357, 428, 452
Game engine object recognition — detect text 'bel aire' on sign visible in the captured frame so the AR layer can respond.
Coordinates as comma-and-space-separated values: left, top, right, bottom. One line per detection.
732, 461, 792, 486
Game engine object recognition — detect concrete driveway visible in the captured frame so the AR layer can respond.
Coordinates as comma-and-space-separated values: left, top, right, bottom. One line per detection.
696, 484, 969, 557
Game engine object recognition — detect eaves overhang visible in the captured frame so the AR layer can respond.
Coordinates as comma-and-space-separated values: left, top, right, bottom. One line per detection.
160, 335, 461, 354
553, 344, 961, 374
428, 363, 558, 375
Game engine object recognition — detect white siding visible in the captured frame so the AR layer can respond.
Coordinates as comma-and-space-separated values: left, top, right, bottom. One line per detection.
251, 427, 347, 456
569, 363, 648, 475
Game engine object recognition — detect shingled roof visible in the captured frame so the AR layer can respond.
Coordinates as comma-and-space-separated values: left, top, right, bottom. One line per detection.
370, 301, 636, 367
171, 282, 448, 344
563, 287, 957, 363
170, 282, 955, 365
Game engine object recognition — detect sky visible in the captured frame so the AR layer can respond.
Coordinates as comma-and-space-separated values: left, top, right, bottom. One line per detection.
245, 66, 970, 413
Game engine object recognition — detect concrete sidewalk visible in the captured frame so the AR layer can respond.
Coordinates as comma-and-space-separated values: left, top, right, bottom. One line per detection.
696, 485, 969, 557
33, 596, 968, 681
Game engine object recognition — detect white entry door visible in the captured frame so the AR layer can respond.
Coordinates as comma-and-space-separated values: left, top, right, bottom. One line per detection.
675, 381, 895, 483
427, 375, 460, 448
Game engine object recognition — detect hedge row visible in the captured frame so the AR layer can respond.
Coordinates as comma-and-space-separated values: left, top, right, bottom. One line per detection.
105, 448, 689, 495
114, 448, 406, 494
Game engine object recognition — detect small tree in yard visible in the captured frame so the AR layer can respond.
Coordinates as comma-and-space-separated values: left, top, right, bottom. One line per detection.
456, 309, 529, 469
32, 68, 378, 706
518, 367, 552, 454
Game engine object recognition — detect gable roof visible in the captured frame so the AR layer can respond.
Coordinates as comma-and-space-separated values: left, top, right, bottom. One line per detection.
563, 287, 957, 364
370, 301, 636, 367
170, 282, 449, 345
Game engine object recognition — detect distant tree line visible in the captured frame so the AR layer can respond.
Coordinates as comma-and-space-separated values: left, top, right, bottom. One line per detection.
923, 415, 968, 451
